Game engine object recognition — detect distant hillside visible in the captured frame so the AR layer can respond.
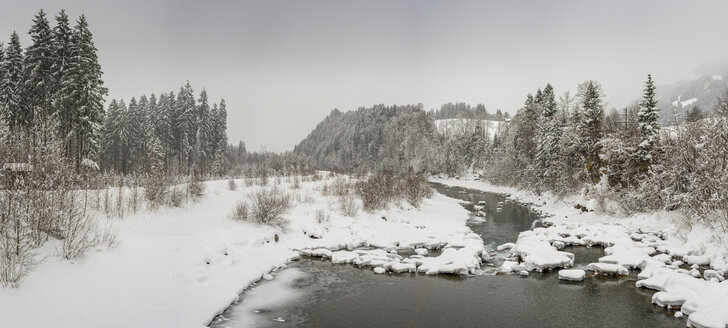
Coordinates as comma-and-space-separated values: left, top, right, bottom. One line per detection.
435, 118, 504, 141
654, 71, 728, 125
293, 105, 442, 173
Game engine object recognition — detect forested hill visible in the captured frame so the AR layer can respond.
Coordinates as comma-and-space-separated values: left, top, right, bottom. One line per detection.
293, 104, 442, 173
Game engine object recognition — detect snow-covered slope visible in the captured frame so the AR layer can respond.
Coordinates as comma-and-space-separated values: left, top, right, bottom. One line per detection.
653, 71, 728, 124
0, 175, 476, 328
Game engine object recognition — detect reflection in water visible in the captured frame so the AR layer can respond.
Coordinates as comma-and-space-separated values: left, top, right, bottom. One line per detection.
211, 185, 683, 328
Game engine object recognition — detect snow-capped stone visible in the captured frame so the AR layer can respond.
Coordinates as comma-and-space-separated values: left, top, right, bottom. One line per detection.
558, 269, 586, 281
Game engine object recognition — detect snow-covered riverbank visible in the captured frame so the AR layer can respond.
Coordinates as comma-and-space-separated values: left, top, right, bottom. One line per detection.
432, 177, 728, 328
0, 175, 478, 328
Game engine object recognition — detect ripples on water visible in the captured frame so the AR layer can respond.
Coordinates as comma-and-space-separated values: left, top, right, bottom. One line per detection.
211, 184, 684, 328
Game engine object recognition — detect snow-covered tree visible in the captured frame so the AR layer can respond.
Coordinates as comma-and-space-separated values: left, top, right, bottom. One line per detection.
578, 81, 605, 184
535, 83, 563, 188
22, 10, 55, 123
715, 87, 728, 118
636, 74, 659, 172
58, 15, 107, 168
51, 10, 72, 115
1, 32, 26, 133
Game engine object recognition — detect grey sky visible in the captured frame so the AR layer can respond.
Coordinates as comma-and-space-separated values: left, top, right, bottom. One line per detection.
3, 0, 728, 151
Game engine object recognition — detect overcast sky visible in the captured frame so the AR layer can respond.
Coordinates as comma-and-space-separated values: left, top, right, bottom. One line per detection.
2, 0, 728, 151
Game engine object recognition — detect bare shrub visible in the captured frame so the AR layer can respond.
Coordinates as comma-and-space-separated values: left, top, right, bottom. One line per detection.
315, 208, 330, 224
0, 209, 36, 288
59, 192, 97, 260
402, 172, 433, 208
167, 185, 184, 207
228, 179, 237, 191
339, 193, 359, 216
248, 187, 292, 228
129, 179, 141, 213
115, 183, 125, 218
332, 177, 352, 196
355, 172, 432, 211
94, 223, 120, 250
187, 174, 207, 201
292, 175, 301, 189
230, 200, 250, 221
144, 173, 170, 210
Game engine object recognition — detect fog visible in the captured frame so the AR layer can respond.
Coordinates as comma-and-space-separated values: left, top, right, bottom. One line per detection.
2, 0, 727, 151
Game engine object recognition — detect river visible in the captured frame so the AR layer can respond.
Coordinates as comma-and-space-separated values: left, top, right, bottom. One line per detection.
211, 184, 682, 328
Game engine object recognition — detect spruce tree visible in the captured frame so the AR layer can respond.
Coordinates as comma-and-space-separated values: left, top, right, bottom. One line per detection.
579, 81, 605, 184
174, 83, 195, 172
59, 15, 107, 168
23, 10, 55, 122
0, 32, 25, 132
636, 74, 659, 172
535, 83, 562, 188
715, 87, 728, 118
541, 83, 557, 118
51, 10, 72, 114
102, 99, 124, 172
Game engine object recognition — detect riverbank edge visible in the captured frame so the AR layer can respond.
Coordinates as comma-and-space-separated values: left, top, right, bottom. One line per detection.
431, 177, 728, 328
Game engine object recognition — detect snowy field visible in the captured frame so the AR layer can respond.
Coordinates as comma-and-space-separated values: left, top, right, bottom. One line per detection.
432, 177, 728, 328
0, 174, 479, 328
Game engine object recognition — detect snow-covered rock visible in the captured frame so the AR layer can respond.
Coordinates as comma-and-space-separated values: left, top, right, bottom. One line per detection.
558, 269, 586, 282
586, 263, 629, 275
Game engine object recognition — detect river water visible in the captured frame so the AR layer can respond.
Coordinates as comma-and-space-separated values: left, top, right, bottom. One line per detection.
211, 184, 682, 328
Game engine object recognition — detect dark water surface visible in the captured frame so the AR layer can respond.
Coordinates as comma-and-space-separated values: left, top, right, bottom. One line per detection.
212, 184, 683, 328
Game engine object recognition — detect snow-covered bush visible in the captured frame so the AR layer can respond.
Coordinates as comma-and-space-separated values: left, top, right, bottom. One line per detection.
230, 199, 249, 221
315, 208, 330, 224
248, 187, 291, 228
187, 175, 206, 201
227, 179, 237, 191
339, 194, 359, 216
144, 173, 170, 210
355, 172, 433, 211
167, 185, 185, 208
58, 191, 98, 260
403, 172, 433, 207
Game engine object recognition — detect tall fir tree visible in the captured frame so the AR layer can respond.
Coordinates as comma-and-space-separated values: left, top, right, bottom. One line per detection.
578, 81, 605, 184
535, 83, 562, 188
51, 10, 72, 115
59, 15, 108, 168
0, 32, 26, 133
22, 9, 55, 124
636, 74, 659, 172
174, 82, 195, 172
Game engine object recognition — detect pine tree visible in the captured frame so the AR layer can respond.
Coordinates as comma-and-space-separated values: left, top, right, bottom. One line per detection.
155, 92, 174, 170
715, 87, 728, 118
0, 42, 5, 111
541, 84, 557, 118
0, 32, 25, 133
22, 10, 55, 123
102, 99, 124, 172
59, 15, 108, 168
51, 10, 72, 115
193, 89, 212, 173
174, 83, 195, 172
535, 83, 562, 188
636, 74, 659, 172
578, 81, 605, 184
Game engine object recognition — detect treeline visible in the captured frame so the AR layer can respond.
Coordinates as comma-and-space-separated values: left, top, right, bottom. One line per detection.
0, 10, 106, 169
101, 83, 228, 176
293, 105, 442, 173
484, 77, 728, 230
428, 102, 509, 121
